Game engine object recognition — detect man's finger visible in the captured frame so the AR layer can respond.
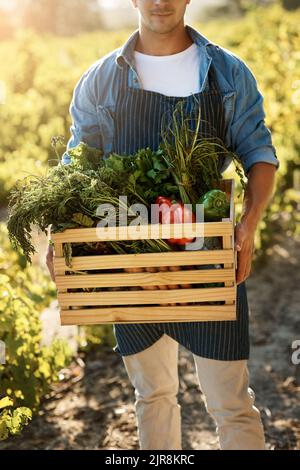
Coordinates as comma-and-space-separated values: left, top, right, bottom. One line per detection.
46, 247, 56, 282
236, 250, 247, 285
234, 232, 243, 251
46, 260, 55, 282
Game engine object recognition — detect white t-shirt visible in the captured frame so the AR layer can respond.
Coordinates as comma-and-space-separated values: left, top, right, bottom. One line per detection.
133, 43, 200, 97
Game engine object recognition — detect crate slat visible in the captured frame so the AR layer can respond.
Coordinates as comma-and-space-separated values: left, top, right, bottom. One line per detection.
51, 178, 237, 325
53, 242, 67, 297
55, 267, 235, 290
222, 234, 234, 305
51, 221, 232, 244
57, 286, 236, 307
60, 304, 237, 325
54, 249, 234, 272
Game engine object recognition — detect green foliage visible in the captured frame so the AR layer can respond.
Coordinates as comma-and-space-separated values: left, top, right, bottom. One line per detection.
7, 140, 178, 283
160, 100, 246, 203
0, 224, 72, 411
67, 142, 104, 171
79, 325, 116, 353
6, 151, 121, 261
105, 148, 178, 204
0, 397, 32, 441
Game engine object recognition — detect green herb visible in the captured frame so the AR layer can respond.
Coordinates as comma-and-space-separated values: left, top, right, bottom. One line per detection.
160, 99, 246, 203
7, 144, 170, 263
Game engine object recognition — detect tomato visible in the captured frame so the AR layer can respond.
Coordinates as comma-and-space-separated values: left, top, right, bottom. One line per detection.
155, 197, 195, 245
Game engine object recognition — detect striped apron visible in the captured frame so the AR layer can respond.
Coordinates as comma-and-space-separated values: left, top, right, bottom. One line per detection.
111, 61, 250, 361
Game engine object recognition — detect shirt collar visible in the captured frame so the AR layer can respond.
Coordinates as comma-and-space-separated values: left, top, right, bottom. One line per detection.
116, 24, 213, 69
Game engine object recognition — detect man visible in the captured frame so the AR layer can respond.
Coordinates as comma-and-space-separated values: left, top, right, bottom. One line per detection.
47, 0, 279, 450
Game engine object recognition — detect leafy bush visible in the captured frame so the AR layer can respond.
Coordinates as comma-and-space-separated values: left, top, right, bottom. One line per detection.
0, 397, 32, 441
0, 224, 72, 411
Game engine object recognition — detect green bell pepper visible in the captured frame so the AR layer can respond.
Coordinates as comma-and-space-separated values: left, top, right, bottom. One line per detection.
199, 189, 230, 221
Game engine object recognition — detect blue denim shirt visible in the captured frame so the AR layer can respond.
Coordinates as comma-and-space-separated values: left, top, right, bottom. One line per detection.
62, 25, 279, 177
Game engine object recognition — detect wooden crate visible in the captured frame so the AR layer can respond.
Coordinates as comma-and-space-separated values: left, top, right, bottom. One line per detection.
52, 179, 237, 326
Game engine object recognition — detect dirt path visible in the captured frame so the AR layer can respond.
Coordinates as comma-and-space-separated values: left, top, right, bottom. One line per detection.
1, 233, 299, 450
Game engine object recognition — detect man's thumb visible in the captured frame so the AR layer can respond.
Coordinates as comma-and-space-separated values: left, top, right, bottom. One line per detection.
234, 227, 243, 251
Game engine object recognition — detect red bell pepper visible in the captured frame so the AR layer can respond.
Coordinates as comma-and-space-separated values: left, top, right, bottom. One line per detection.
155, 197, 195, 245
154, 196, 174, 223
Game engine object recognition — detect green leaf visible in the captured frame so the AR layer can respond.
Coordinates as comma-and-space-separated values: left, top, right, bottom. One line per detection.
0, 397, 13, 410
0, 417, 10, 441
146, 169, 157, 180
153, 160, 165, 171
0, 274, 10, 286
72, 213, 94, 227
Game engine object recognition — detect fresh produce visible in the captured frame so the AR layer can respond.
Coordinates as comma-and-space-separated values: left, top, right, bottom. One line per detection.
5, 103, 246, 311
7, 143, 171, 264
153, 196, 174, 224
105, 148, 179, 205
199, 189, 230, 221
155, 197, 196, 245
160, 100, 246, 204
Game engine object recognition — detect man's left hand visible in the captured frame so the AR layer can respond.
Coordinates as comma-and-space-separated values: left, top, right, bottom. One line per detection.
234, 221, 256, 285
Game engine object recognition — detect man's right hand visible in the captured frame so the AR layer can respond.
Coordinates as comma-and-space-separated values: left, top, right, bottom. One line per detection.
46, 244, 55, 282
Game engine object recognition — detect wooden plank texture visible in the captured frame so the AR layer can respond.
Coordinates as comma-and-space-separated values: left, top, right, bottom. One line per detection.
52, 178, 237, 325
51, 221, 232, 244
54, 249, 235, 272
57, 286, 236, 307
55, 268, 235, 289
60, 304, 237, 325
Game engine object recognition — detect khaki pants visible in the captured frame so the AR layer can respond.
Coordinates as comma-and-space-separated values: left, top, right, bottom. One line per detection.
122, 334, 265, 450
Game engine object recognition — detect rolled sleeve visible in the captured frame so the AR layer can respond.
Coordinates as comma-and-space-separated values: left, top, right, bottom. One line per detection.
231, 60, 279, 177
61, 71, 101, 165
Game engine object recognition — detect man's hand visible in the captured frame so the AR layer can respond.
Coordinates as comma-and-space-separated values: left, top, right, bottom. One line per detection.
233, 163, 277, 285
234, 221, 255, 285
46, 244, 55, 282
